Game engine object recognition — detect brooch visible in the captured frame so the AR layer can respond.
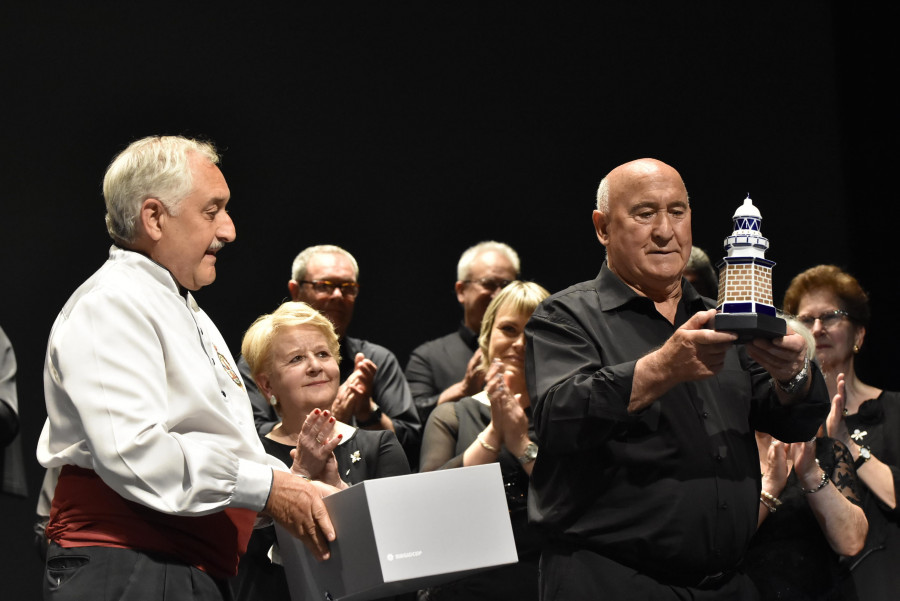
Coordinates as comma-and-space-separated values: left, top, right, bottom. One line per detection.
851, 429, 868, 442
351, 450, 361, 463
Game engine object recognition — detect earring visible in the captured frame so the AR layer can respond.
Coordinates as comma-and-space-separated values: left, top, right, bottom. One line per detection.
853, 344, 860, 354
268, 395, 278, 407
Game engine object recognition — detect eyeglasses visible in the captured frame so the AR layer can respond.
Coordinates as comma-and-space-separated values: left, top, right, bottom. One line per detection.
796, 309, 849, 330
299, 280, 360, 297
463, 277, 513, 292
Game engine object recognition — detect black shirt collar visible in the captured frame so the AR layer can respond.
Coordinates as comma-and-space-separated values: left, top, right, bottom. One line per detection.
457, 322, 479, 350
595, 260, 709, 319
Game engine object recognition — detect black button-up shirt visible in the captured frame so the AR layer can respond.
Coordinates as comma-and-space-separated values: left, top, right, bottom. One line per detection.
526, 262, 829, 583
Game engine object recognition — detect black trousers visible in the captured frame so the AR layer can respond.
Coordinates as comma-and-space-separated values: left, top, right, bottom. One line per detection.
44, 543, 233, 601
538, 543, 760, 601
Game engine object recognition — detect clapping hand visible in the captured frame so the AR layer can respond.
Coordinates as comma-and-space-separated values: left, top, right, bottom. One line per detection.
461, 349, 487, 397
762, 438, 790, 498
484, 359, 529, 450
825, 373, 851, 447
332, 353, 377, 422
292, 409, 345, 489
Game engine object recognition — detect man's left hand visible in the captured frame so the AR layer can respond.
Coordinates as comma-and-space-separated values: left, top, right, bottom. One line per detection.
746, 331, 808, 385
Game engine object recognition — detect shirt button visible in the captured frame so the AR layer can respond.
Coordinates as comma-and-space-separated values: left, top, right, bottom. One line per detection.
715, 454, 723, 461
720, 502, 728, 510
702, 411, 709, 419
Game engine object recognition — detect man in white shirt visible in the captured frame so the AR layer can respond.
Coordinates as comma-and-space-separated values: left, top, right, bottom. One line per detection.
36, 136, 334, 600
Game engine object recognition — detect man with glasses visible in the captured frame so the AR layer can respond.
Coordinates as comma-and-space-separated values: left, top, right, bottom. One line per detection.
238, 244, 421, 462
405, 241, 520, 425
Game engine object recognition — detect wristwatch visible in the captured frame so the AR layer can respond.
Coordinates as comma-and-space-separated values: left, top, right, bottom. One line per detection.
518, 442, 539, 465
854, 446, 871, 470
775, 356, 810, 395
356, 403, 382, 427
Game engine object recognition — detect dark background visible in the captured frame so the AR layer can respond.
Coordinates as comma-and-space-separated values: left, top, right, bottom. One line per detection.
1, 3, 894, 597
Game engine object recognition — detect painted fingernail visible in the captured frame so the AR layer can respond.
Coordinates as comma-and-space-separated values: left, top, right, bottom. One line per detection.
330, 417, 335, 423
314, 409, 320, 415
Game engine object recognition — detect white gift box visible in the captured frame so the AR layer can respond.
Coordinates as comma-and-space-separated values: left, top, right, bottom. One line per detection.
276, 462, 519, 601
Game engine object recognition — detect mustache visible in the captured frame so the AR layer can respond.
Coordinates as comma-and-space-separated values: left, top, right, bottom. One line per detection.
207, 239, 226, 253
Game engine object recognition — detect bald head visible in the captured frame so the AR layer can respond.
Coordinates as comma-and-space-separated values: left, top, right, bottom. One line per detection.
592, 158, 692, 300
597, 159, 686, 213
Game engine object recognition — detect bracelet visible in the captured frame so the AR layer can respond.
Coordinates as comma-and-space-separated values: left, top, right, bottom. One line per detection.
760, 490, 782, 510
477, 432, 499, 453
798, 469, 830, 494
759, 495, 778, 513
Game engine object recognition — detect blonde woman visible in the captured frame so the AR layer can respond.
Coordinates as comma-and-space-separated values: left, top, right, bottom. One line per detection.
419, 281, 549, 601
233, 301, 409, 601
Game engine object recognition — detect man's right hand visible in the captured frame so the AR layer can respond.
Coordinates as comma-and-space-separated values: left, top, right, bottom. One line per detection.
631, 309, 737, 411
437, 348, 485, 406
657, 309, 737, 381
262, 469, 335, 561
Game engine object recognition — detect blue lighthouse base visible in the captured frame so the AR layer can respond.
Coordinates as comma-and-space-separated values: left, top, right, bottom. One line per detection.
712, 312, 786, 344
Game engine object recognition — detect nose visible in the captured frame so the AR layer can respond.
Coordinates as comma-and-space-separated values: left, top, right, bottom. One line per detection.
809, 318, 826, 335
218, 211, 236, 243
512, 332, 526, 350
307, 355, 323, 374
651, 212, 675, 242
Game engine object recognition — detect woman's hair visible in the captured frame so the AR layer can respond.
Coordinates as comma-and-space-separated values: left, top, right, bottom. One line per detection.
241, 301, 341, 383
478, 280, 551, 371
783, 265, 870, 327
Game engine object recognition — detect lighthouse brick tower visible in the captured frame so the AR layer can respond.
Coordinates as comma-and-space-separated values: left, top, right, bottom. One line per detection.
712, 195, 786, 342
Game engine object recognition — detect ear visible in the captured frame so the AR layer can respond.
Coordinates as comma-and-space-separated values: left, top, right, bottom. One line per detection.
854, 325, 866, 351
287, 280, 301, 301
255, 371, 274, 399
455, 280, 467, 304
140, 198, 166, 242
592, 210, 610, 246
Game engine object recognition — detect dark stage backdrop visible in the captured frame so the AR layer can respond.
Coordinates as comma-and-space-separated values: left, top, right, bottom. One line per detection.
0, 3, 893, 598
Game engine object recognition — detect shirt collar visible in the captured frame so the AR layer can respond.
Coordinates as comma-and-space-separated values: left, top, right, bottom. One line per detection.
457, 322, 479, 350
109, 245, 197, 310
594, 260, 709, 315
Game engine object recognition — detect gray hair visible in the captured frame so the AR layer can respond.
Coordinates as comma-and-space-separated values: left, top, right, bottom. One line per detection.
596, 176, 610, 213
456, 241, 521, 281
103, 136, 220, 244
783, 313, 817, 361
290, 245, 360, 282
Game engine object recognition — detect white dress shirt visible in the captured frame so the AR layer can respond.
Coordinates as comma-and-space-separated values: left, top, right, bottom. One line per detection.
37, 246, 283, 515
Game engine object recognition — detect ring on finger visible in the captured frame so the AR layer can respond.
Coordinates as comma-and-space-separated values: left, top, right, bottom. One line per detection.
315, 435, 323, 444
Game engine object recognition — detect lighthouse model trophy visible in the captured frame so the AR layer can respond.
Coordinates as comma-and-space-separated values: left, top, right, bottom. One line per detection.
712, 195, 786, 343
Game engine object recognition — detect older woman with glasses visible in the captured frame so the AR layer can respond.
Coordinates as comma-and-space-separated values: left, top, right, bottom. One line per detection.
783, 265, 900, 600
231, 301, 410, 601
418, 281, 550, 601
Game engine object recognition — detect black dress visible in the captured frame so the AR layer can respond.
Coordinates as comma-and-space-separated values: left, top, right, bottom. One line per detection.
231, 428, 410, 601
743, 437, 862, 600
842, 390, 900, 600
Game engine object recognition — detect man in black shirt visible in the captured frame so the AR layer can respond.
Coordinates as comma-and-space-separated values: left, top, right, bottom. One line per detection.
525, 158, 830, 600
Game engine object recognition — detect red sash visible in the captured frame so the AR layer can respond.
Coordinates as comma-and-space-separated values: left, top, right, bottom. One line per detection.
46, 465, 257, 579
